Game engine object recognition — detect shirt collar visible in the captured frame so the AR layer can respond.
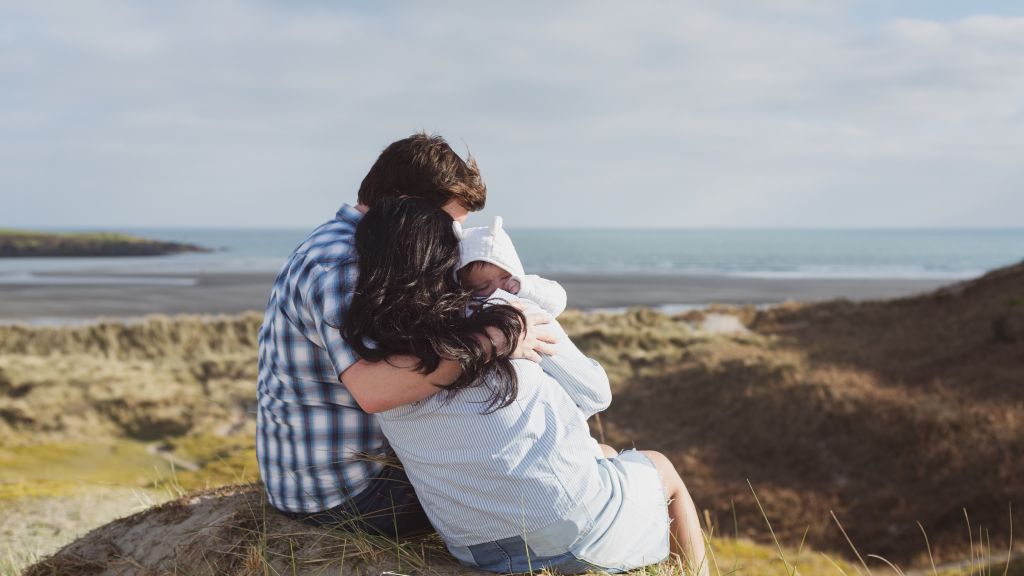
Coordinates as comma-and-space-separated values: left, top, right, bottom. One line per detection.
335, 203, 364, 226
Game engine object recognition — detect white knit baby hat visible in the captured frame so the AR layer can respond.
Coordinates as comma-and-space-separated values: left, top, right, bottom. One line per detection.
452, 216, 526, 279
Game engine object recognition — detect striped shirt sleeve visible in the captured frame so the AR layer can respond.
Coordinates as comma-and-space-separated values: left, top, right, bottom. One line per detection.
490, 289, 611, 417
538, 316, 611, 418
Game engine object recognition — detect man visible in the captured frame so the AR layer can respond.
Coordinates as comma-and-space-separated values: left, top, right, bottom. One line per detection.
256, 133, 556, 536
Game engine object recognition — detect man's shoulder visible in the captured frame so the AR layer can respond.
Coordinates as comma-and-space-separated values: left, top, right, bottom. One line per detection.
293, 219, 359, 268
271, 218, 359, 309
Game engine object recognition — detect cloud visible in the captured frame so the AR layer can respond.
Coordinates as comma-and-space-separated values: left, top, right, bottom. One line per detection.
0, 1, 1022, 228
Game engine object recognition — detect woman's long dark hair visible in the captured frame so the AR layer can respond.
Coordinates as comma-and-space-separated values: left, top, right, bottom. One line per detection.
345, 197, 525, 412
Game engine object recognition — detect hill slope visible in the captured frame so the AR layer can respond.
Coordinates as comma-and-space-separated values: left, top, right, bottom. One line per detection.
596, 261, 1024, 562
24, 484, 868, 576
7, 261, 1024, 571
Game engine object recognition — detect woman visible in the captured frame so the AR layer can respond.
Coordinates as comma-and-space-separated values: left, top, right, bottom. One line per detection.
345, 197, 708, 575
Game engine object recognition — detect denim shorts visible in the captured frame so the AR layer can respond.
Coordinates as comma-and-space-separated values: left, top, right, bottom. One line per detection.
449, 450, 671, 574
284, 460, 433, 539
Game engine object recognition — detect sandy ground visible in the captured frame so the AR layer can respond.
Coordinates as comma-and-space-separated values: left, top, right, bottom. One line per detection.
0, 270, 956, 322
0, 487, 170, 574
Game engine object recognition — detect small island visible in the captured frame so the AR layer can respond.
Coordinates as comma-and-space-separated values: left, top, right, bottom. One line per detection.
0, 229, 210, 258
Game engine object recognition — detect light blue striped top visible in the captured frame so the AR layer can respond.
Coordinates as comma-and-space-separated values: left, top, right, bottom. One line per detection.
377, 292, 612, 547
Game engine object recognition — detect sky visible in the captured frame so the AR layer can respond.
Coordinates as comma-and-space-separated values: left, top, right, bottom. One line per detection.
1, 1, 1023, 229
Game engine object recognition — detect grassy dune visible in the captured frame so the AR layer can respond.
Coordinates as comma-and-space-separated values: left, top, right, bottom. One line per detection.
19, 484, 869, 576
3, 263, 1024, 574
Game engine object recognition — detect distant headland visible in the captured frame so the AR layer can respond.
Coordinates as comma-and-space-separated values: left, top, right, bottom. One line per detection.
0, 229, 210, 258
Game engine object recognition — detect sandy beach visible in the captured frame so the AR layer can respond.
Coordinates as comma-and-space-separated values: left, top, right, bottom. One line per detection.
0, 270, 959, 322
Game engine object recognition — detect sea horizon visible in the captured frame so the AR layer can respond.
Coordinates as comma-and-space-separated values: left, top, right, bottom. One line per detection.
1, 226, 1021, 281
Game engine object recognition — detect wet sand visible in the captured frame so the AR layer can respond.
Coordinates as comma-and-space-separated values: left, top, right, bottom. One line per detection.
0, 270, 961, 323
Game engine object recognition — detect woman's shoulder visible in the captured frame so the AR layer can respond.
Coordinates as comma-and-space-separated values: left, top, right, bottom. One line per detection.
378, 360, 561, 423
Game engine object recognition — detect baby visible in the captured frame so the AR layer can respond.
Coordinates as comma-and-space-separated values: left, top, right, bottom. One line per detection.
453, 216, 567, 316
454, 215, 605, 460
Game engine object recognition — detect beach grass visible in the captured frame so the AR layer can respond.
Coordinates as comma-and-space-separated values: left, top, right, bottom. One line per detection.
8, 473, 1017, 576
2, 427, 1018, 575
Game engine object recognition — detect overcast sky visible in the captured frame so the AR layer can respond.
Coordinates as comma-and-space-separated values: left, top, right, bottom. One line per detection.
2, 1, 1023, 229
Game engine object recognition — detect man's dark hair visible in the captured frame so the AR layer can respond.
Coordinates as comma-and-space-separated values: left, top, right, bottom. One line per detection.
344, 197, 523, 412
357, 133, 486, 211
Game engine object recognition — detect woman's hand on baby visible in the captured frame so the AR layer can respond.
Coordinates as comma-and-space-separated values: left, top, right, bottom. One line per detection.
511, 305, 558, 362
480, 303, 558, 362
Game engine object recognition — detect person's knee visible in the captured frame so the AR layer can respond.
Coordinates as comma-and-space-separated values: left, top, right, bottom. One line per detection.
640, 450, 671, 472
641, 450, 684, 490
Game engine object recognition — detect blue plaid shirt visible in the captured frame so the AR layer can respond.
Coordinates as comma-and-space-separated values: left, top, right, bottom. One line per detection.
256, 203, 385, 514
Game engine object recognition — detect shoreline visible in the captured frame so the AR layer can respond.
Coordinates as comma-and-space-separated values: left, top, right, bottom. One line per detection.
0, 270, 962, 324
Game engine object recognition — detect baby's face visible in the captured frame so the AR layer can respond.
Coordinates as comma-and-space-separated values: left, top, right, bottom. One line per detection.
459, 262, 520, 297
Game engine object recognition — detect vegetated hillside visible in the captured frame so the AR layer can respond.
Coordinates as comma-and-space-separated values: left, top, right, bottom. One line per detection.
0, 229, 208, 257
592, 261, 1024, 564
5, 262, 1023, 569
0, 313, 261, 445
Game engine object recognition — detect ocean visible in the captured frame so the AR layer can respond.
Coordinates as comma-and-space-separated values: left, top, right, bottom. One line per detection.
0, 227, 1022, 282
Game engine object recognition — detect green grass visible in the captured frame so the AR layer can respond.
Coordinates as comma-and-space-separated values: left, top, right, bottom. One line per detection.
163, 433, 260, 491
0, 435, 261, 500
0, 441, 173, 500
